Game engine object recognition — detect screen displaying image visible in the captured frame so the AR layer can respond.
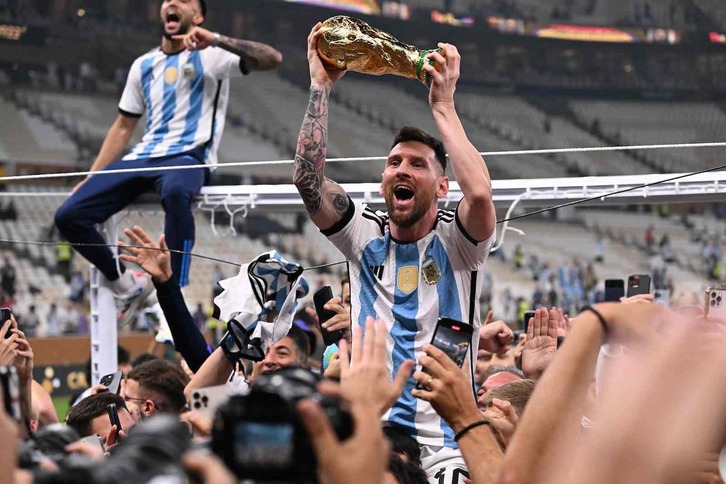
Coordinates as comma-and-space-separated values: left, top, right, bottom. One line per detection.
433, 325, 471, 367
235, 422, 294, 466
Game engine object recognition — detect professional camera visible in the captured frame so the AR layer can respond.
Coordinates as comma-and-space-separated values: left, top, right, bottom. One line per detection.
211, 367, 353, 482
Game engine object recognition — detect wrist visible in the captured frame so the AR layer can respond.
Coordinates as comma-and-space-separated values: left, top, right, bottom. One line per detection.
449, 406, 484, 433
211, 32, 221, 47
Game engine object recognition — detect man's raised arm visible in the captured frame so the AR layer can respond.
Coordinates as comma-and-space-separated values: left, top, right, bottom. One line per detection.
173, 27, 282, 73
293, 23, 349, 231
423, 44, 496, 242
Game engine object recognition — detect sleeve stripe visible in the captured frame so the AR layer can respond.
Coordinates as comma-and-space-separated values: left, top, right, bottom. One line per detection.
118, 107, 142, 118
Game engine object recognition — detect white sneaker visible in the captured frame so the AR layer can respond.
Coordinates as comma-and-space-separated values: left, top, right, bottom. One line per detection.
148, 302, 174, 345
115, 271, 155, 327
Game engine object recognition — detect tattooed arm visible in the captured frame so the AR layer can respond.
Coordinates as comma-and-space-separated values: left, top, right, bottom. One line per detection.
215, 35, 282, 73
293, 23, 348, 230
173, 27, 282, 73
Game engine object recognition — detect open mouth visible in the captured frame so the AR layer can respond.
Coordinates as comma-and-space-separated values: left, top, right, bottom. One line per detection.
393, 185, 415, 202
165, 11, 180, 30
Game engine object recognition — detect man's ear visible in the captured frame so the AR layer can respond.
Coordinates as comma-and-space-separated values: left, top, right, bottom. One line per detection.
436, 176, 450, 199
193, 11, 204, 27
143, 399, 155, 416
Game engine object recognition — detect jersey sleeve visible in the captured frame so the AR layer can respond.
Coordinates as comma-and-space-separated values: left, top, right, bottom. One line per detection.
322, 198, 386, 260
437, 202, 496, 271
203, 47, 246, 79
118, 58, 145, 117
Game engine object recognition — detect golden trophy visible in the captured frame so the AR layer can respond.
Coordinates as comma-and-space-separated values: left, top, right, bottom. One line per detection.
316, 16, 445, 86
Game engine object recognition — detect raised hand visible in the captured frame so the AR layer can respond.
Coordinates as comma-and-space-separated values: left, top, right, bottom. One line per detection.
0, 320, 18, 366
422, 43, 460, 107
118, 225, 173, 283
479, 318, 514, 355
307, 23, 346, 88
411, 344, 482, 432
483, 398, 519, 449
521, 307, 558, 379
172, 26, 215, 51
320, 318, 413, 416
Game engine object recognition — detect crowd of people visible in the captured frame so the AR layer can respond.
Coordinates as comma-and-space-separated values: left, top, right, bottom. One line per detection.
0, 0, 724, 483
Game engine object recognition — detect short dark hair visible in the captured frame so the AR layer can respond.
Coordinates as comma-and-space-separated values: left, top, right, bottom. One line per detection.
383, 424, 421, 467
127, 360, 189, 413
131, 353, 158, 368
391, 126, 447, 173
199, 0, 207, 17
388, 454, 428, 484
286, 324, 311, 364
67, 393, 127, 438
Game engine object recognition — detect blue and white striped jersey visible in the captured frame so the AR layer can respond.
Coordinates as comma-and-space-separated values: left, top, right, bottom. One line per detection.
324, 200, 495, 448
118, 46, 243, 167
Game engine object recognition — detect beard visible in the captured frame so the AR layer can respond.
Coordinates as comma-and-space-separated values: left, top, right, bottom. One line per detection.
160, 18, 192, 40
384, 187, 432, 229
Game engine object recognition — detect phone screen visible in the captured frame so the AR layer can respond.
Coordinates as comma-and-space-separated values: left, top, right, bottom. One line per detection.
523, 310, 536, 333
234, 422, 293, 467
604, 280, 625, 302
431, 323, 472, 368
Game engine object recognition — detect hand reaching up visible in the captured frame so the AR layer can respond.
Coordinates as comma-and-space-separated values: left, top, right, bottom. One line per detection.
521, 307, 558, 379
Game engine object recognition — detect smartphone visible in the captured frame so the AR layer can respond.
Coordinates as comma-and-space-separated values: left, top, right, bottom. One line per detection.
0, 366, 21, 422
79, 434, 105, 453
1, 308, 12, 339
705, 288, 726, 319
190, 384, 230, 421
314, 286, 345, 347
99, 371, 123, 395
416, 318, 473, 390
522, 310, 536, 333
604, 279, 625, 302
106, 403, 122, 432
626, 274, 651, 298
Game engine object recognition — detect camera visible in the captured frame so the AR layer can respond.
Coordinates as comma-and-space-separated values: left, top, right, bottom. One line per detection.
211, 367, 353, 482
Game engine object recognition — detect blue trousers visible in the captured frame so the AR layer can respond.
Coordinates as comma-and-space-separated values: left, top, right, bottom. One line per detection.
55, 149, 208, 286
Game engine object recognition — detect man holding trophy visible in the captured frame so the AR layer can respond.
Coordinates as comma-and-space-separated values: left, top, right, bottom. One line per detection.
294, 19, 502, 482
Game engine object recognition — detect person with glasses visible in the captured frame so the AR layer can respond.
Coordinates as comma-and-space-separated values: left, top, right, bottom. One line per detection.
122, 359, 189, 417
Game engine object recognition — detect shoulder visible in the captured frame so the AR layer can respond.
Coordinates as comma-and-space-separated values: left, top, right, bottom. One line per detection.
361, 205, 389, 236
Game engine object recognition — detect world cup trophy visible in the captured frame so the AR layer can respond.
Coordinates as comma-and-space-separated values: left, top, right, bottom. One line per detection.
316, 16, 445, 86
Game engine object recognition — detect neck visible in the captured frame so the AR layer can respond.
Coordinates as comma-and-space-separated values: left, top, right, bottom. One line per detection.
161, 36, 185, 54
389, 207, 438, 243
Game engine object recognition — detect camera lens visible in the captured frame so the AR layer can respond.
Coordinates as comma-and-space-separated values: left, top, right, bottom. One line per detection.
712, 292, 717, 298
718, 296, 722, 303
711, 300, 716, 306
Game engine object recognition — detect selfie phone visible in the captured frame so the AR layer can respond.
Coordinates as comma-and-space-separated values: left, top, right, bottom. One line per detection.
416, 318, 473, 390
626, 274, 651, 298
190, 384, 230, 421
79, 434, 105, 453
0, 366, 21, 422
604, 279, 625, 302
314, 286, 345, 347
99, 371, 123, 395
523, 310, 536, 333
106, 403, 122, 431
705, 287, 726, 319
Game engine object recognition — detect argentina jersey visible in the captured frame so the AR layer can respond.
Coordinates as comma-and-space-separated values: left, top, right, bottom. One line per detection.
118, 46, 244, 167
324, 200, 495, 448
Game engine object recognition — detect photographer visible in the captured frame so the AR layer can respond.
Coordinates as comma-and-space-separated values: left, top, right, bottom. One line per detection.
0, 315, 33, 436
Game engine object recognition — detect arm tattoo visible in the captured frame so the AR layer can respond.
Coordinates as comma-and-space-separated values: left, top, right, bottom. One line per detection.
294, 86, 330, 216
217, 35, 282, 71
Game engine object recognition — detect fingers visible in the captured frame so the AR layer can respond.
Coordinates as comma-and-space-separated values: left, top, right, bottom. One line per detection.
305, 306, 319, 326
322, 314, 349, 332
484, 310, 494, 326
419, 345, 453, 375
0, 320, 10, 338
106, 425, 119, 446
533, 308, 543, 337
372, 319, 387, 363
392, 359, 414, 395
350, 322, 363, 367
338, 337, 351, 378
298, 399, 339, 462
491, 397, 518, 424
362, 317, 375, 362
548, 308, 559, 337
307, 22, 323, 54
159, 234, 168, 251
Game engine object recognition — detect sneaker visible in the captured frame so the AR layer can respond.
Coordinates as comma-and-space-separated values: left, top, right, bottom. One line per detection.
149, 302, 174, 345
115, 271, 155, 327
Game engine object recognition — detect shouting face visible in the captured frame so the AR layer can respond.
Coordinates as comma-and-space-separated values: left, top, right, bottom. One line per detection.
160, 0, 204, 39
381, 141, 448, 229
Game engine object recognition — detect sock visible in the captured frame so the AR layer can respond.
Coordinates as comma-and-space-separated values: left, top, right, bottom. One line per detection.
112, 269, 135, 294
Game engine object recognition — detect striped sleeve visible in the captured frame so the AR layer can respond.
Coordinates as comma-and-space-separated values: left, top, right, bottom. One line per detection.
118, 57, 145, 116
